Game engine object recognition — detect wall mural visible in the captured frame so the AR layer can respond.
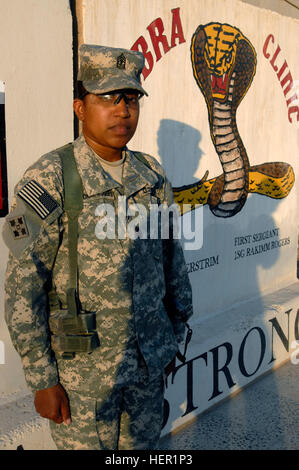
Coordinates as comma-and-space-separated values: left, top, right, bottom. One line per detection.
173, 23, 295, 218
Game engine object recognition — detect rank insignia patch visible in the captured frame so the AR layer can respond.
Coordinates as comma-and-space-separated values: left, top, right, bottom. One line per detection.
116, 53, 126, 69
17, 180, 58, 220
7, 215, 29, 239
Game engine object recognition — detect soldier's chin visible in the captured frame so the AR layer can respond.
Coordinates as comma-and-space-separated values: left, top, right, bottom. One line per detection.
115, 131, 136, 147
110, 134, 134, 150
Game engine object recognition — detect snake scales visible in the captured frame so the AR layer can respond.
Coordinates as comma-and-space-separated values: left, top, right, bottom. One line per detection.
173, 23, 294, 217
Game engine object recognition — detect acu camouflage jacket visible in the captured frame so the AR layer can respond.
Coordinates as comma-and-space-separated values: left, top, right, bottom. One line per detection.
3, 135, 193, 396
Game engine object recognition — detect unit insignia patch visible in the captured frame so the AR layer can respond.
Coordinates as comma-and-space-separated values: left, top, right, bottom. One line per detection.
7, 215, 29, 239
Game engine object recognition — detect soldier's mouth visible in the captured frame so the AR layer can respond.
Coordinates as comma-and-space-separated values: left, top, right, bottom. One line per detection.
110, 125, 131, 135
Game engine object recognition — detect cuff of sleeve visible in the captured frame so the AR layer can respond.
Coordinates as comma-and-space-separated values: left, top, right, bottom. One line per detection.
22, 356, 59, 392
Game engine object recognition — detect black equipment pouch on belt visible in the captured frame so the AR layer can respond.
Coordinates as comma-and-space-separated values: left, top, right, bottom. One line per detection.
48, 143, 100, 359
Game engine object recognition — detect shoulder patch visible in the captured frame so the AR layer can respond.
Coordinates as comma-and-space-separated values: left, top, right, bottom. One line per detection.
3, 194, 62, 259
7, 215, 29, 239
17, 180, 58, 220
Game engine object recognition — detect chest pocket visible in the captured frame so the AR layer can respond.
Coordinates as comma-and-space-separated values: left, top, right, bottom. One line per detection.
77, 193, 117, 264
80, 193, 114, 235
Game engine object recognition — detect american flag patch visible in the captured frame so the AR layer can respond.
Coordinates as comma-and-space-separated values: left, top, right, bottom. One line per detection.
17, 180, 58, 220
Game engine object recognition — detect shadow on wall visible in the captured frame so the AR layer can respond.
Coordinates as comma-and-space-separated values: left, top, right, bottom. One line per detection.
156, 118, 286, 449
157, 119, 204, 186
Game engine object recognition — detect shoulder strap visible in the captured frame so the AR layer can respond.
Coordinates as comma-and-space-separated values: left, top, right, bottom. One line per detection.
58, 147, 152, 316
133, 151, 153, 171
59, 143, 83, 214
58, 143, 83, 317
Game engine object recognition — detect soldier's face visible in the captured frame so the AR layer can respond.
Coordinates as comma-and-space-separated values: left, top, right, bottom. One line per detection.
74, 91, 140, 156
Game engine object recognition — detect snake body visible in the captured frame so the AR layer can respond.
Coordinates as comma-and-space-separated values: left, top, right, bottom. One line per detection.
172, 23, 294, 217
191, 23, 256, 217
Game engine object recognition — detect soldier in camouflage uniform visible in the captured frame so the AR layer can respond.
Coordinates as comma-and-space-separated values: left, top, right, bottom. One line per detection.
3, 45, 193, 450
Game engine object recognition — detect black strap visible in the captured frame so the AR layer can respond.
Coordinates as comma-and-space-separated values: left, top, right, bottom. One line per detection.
133, 151, 153, 171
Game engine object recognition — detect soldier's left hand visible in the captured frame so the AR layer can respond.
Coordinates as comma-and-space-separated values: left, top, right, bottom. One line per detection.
34, 383, 71, 425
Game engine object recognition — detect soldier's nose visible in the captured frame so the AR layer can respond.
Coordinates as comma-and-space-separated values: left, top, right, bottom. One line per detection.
114, 97, 130, 116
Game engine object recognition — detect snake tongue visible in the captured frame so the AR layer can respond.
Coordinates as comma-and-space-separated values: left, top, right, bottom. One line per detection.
211, 73, 228, 98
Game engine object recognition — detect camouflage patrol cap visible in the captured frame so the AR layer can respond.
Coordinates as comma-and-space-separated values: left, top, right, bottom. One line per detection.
78, 44, 148, 96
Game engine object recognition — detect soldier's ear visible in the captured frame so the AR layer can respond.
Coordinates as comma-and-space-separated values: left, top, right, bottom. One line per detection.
73, 99, 85, 121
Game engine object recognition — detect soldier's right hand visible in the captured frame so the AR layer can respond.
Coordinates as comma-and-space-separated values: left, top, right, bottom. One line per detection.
34, 383, 71, 425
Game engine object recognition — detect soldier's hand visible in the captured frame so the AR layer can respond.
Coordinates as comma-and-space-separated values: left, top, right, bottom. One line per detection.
34, 383, 71, 425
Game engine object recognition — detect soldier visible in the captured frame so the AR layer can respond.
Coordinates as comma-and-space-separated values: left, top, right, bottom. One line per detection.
3, 44, 193, 450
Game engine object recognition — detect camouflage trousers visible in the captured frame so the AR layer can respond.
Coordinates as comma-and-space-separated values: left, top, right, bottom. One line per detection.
49, 375, 164, 450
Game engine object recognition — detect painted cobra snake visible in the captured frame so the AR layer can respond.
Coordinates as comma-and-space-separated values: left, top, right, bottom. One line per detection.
173, 23, 294, 217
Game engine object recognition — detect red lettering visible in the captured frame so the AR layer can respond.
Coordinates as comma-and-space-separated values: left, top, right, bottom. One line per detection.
263, 34, 274, 59
277, 60, 288, 80
170, 8, 185, 48
147, 17, 171, 62
286, 93, 298, 107
263, 33, 297, 124
288, 106, 299, 123
132, 9, 186, 81
281, 71, 293, 96
131, 36, 154, 80
270, 45, 281, 72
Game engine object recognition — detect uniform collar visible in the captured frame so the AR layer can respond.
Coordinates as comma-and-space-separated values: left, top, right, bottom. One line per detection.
122, 149, 159, 197
73, 134, 159, 198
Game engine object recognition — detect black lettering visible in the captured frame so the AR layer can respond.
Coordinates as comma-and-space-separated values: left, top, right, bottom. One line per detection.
171, 353, 208, 417
234, 249, 245, 260
208, 342, 236, 400
185, 255, 220, 273
199, 258, 204, 268
238, 327, 266, 377
268, 309, 291, 363
182, 353, 208, 416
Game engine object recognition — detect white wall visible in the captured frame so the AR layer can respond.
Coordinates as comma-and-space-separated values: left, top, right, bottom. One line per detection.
0, 0, 298, 446
82, 0, 299, 317
0, 0, 74, 397
241, 0, 299, 20
81, 3, 299, 431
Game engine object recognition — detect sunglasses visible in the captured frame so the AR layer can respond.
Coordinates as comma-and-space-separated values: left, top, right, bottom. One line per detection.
96, 91, 143, 108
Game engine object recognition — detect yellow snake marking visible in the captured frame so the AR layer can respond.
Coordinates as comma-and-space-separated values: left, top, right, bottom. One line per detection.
192, 23, 257, 101
174, 164, 295, 216
249, 166, 295, 198
204, 24, 240, 85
